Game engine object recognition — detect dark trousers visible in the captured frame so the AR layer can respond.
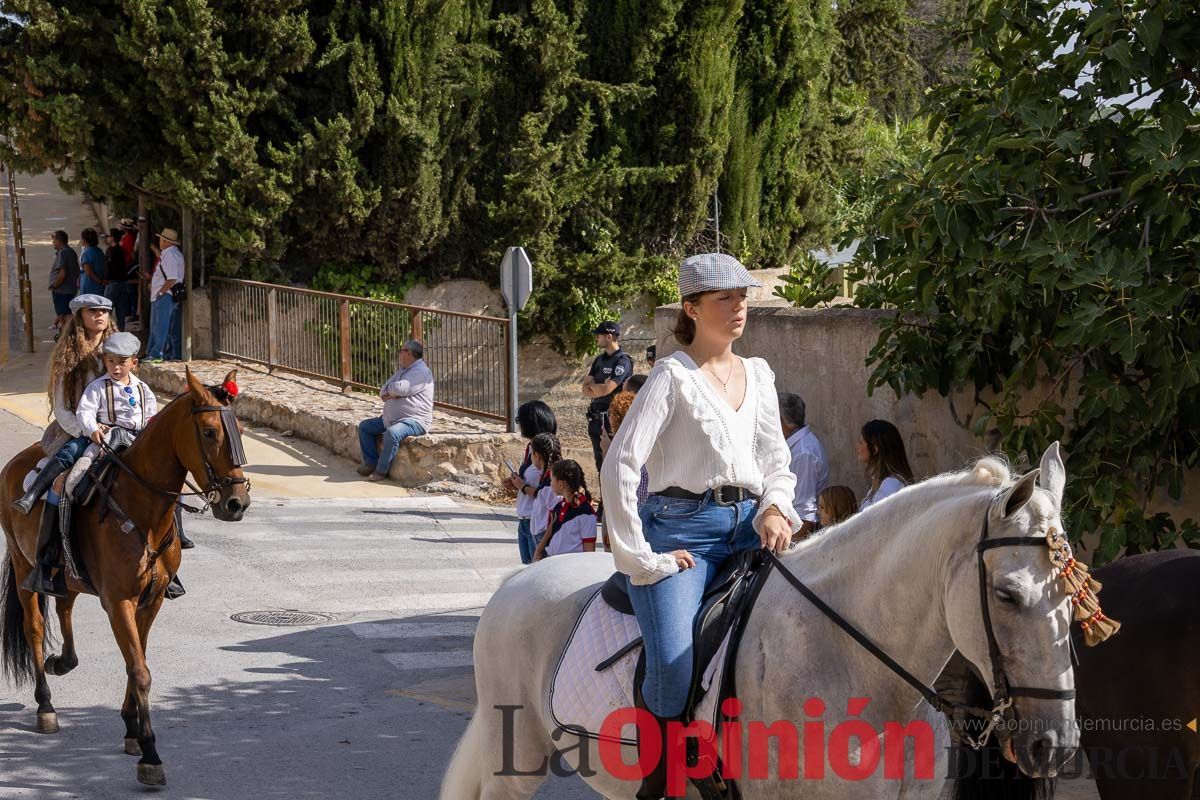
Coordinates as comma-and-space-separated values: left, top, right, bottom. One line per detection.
587, 412, 611, 475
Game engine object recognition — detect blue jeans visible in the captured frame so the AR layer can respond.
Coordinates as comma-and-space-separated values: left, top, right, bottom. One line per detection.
105, 282, 137, 331
146, 293, 175, 359
627, 492, 760, 718
517, 518, 535, 565
167, 296, 182, 359
357, 416, 426, 475
51, 436, 90, 471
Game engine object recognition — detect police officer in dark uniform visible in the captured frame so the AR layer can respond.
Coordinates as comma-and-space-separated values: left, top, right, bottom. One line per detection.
581, 320, 634, 474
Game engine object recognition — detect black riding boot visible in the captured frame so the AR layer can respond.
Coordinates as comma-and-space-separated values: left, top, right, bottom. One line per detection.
635, 686, 687, 799
12, 458, 70, 515
19, 505, 68, 597
176, 505, 194, 549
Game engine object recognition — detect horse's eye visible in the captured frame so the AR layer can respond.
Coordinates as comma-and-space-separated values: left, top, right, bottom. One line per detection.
203, 427, 218, 440
995, 588, 1018, 606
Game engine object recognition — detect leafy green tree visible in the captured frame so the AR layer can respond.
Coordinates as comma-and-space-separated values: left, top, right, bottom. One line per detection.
0, 0, 315, 270
846, 0, 1200, 560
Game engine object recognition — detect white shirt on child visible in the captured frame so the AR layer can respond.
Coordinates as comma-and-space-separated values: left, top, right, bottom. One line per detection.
531, 482, 562, 537
76, 374, 157, 437
515, 465, 542, 518
544, 501, 598, 557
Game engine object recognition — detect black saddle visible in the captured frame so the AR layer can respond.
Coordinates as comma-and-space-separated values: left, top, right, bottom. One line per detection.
599, 548, 772, 720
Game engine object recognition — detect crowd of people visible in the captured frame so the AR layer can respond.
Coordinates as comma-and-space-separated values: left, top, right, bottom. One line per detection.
47, 221, 185, 361
501, 315, 917, 566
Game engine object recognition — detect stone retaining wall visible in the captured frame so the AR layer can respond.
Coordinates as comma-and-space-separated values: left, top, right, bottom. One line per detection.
139, 359, 525, 499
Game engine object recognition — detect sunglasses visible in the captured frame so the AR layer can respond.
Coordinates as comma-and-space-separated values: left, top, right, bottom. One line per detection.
121, 385, 138, 407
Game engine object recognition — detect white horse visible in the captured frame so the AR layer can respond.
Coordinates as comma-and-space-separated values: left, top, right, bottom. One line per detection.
442, 445, 1079, 799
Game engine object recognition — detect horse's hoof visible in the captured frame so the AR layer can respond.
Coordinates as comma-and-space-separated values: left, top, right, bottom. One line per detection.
124, 738, 141, 756
36, 712, 59, 734
137, 763, 166, 786
44, 655, 75, 676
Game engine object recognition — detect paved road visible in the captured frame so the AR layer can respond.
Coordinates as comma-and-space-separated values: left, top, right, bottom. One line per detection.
0, 407, 600, 799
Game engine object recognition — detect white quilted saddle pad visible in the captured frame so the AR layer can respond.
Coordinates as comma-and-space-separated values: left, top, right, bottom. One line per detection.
549, 585, 733, 746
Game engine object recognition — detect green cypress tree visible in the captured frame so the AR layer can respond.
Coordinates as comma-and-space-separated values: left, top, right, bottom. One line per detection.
723, 0, 848, 265
0, 0, 315, 270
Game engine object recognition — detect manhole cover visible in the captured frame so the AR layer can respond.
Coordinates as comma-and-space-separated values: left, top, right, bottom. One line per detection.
230, 610, 337, 627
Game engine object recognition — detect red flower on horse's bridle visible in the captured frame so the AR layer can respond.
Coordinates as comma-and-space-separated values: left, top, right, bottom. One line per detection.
222, 380, 240, 398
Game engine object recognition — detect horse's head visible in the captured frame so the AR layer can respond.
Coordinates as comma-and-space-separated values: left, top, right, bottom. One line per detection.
179, 368, 251, 522
945, 442, 1078, 778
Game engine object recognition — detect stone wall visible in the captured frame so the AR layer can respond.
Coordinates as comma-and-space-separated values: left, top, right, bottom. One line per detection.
653, 304, 1200, 532
139, 360, 525, 499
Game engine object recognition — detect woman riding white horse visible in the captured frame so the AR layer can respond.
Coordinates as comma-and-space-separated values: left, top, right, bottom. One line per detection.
599, 253, 802, 797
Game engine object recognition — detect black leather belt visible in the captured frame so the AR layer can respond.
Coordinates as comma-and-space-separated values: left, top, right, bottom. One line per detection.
658, 486, 759, 505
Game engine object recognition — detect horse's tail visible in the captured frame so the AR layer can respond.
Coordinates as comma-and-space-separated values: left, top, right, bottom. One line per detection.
438, 708, 487, 800
1, 554, 43, 687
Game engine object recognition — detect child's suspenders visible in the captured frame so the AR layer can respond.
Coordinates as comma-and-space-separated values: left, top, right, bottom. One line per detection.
103, 380, 147, 429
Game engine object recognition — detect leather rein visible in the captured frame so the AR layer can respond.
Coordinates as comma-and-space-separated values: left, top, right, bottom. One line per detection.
763, 492, 1075, 749
95, 398, 250, 587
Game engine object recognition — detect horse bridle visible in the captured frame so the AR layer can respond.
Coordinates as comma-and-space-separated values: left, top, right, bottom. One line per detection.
101, 398, 251, 513
188, 404, 250, 501
764, 491, 1075, 749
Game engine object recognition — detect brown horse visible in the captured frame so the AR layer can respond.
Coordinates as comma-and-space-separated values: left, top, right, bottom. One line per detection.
0, 368, 250, 787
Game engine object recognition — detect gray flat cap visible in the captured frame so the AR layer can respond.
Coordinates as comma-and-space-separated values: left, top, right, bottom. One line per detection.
69, 293, 113, 314
677, 253, 761, 298
102, 332, 141, 358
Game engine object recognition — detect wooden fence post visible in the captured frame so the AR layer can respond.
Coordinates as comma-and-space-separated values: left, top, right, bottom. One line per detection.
411, 311, 424, 344
339, 299, 352, 393
267, 287, 278, 371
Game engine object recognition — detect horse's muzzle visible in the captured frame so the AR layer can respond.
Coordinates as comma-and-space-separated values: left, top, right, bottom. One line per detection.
1013, 725, 1078, 778
212, 491, 250, 522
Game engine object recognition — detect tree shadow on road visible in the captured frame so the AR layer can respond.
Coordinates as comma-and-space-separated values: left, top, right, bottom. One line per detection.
0, 615, 593, 800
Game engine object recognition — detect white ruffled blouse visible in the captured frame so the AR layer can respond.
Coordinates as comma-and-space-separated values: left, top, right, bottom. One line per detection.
600, 352, 802, 585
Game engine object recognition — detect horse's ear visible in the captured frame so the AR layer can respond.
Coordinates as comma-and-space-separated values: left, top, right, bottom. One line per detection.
1038, 441, 1066, 510
185, 367, 210, 404
998, 469, 1040, 519
223, 369, 238, 386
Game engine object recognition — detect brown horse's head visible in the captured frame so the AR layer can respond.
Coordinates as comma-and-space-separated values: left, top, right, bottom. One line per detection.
179, 368, 251, 521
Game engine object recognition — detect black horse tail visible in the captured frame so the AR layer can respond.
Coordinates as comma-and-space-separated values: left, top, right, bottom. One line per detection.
950, 665, 1056, 800
1, 554, 46, 687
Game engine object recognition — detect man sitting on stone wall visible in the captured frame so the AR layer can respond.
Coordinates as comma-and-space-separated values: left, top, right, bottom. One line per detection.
357, 340, 435, 481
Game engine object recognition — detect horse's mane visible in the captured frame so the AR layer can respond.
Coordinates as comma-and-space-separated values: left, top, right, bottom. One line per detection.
791, 454, 1015, 554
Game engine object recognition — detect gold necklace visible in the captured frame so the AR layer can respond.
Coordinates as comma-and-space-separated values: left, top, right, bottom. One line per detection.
703, 359, 735, 391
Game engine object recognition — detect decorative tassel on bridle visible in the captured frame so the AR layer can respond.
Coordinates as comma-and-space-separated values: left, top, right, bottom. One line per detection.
1047, 527, 1120, 646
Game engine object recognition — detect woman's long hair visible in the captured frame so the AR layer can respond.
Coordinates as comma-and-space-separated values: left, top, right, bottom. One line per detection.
46, 311, 115, 414
862, 419, 915, 500
516, 400, 557, 439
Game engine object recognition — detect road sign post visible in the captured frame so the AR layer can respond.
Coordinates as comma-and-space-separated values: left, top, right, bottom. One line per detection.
500, 247, 532, 433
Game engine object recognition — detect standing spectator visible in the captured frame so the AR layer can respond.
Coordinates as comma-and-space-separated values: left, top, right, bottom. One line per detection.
356, 341, 434, 481
778, 392, 829, 539
103, 227, 134, 331
580, 320, 633, 474
533, 460, 597, 559
645, 344, 656, 369
47, 230, 79, 336
119, 219, 137, 265
856, 419, 915, 511
145, 228, 184, 362
78, 228, 106, 296
505, 401, 557, 564
817, 485, 858, 529
527, 433, 563, 561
